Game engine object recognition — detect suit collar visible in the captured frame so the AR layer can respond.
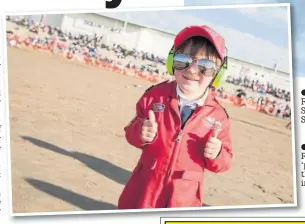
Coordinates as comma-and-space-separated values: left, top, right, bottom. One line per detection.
169, 81, 217, 107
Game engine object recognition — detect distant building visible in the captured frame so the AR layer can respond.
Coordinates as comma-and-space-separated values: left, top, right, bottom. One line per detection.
227, 57, 290, 91
24, 12, 291, 91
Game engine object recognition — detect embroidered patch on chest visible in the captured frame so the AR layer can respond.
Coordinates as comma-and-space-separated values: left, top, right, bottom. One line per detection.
203, 116, 215, 128
152, 103, 165, 112
203, 116, 222, 132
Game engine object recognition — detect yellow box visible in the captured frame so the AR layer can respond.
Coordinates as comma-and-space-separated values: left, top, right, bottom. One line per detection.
165, 222, 305, 224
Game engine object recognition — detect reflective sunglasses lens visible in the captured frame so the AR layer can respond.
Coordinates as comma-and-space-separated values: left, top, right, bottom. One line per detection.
173, 54, 191, 70
198, 59, 217, 70
198, 59, 217, 76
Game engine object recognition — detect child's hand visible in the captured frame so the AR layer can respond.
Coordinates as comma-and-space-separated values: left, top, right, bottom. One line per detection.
204, 127, 222, 160
141, 110, 158, 143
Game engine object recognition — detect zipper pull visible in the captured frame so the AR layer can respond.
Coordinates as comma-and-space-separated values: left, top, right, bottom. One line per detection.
175, 130, 183, 142
167, 168, 172, 178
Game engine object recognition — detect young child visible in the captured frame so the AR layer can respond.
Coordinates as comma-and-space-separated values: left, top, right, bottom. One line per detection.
118, 25, 233, 209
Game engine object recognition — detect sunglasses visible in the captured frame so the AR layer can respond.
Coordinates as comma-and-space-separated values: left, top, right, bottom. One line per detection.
173, 54, 219, 77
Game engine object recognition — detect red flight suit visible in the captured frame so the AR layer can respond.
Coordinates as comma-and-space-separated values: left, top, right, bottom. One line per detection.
118, 80, 233, 209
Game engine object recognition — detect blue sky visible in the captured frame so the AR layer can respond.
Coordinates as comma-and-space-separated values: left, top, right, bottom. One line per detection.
184, 0, 305, 76
101, 0, 304, 75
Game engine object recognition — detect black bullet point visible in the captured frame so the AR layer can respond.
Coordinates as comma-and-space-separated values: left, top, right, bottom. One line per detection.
302, 144, 305, 150
302, 89, 305, 96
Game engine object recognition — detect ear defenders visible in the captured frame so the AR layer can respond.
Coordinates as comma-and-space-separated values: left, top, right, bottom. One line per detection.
210, 53, 228, 88
165, 45, 228, 88
166, 45, 175, 75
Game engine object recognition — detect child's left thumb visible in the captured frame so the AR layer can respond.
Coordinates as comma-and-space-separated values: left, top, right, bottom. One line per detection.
211, 121, 222, 138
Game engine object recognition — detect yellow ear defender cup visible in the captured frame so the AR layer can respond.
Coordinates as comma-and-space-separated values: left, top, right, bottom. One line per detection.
211, 56, 228, 88
166, 46, 175, 75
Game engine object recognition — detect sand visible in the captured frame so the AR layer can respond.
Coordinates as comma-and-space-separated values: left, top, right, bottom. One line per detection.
7, 46, 294, 213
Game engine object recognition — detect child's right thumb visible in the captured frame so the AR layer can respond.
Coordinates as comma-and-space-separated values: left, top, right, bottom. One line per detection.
148, 110, 156, 123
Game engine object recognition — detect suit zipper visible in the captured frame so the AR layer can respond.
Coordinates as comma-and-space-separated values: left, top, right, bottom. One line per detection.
165, 108, 202, 181
166, 129, 183, 180
175, 129, 183, 142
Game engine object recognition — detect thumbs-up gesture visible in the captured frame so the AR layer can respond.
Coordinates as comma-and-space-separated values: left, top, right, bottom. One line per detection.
204, 122, 222, 160
141, 110, 158, 143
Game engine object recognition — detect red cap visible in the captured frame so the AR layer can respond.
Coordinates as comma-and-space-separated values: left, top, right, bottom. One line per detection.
174, 25, 226, 61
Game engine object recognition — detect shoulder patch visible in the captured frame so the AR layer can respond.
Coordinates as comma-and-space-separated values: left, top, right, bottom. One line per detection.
144, 80, 169, 93
145, 85, 155, 93
221, 106, 229, 119
213, 97, 229, 119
